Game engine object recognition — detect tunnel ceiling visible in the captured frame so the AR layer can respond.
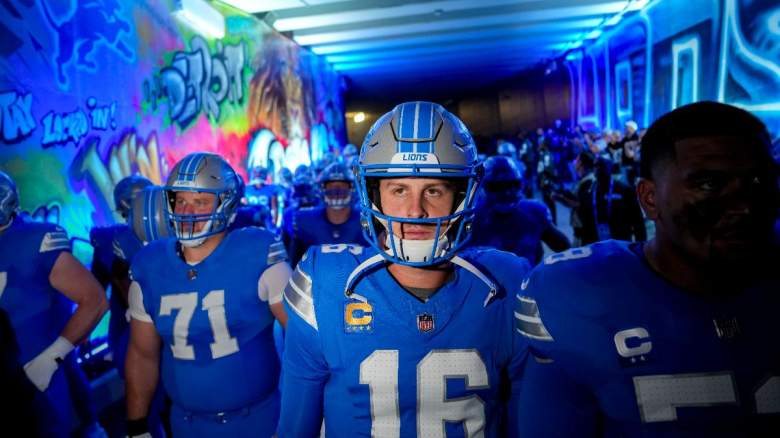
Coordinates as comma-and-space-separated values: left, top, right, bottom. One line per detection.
221, 0, 647, 104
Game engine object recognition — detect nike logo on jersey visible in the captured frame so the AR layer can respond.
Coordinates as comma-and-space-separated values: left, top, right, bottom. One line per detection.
614, 327, 653, 366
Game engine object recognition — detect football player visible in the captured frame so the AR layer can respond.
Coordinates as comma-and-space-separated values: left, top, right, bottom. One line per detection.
341, 143, 359, 167
469, 155, 570, 265
278, 102, 530, 437
112, 185, 171, 437
124, 153, 291, 438
245, 165, 283, 228
284, 161, 366, 266
516, 101, 780, 436
93, 176, 153, 373
0, 171, 108, 437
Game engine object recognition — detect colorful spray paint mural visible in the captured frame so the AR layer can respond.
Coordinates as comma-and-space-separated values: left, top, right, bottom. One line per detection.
0, 0, 346, 262
563, 0, 780, 141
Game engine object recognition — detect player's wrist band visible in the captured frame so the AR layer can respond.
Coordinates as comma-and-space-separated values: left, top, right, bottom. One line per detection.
126, 417, 148, 436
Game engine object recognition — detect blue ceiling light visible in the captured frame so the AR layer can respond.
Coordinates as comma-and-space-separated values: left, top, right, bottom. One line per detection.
217, 0, 304, 14
585, 28, 603, 39
310, 18, 603, 55
173, 0, 225, 39
556, 0, 652, 61
295, 1, 628, 46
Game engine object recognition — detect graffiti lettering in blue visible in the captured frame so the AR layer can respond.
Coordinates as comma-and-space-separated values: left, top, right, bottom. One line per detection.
40, 0, 135, 89
41, 108, 89, 147
145, 36, 246, 128
86, 97, 117, 131
0, 91, 36, 144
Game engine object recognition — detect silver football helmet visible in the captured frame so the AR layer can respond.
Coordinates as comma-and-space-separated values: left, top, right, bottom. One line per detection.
129, 186, 172, 244
163, 153, 241, 247
114, 175, 153, 220
356, 101, 482, 266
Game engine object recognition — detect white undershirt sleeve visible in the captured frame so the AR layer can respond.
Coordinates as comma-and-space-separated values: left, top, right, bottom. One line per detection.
258, 261, 293, 305
128, 281, 153, 323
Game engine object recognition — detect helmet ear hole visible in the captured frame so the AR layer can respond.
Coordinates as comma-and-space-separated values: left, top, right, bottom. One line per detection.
450, 178, 470, 215
365, 178, 383, 213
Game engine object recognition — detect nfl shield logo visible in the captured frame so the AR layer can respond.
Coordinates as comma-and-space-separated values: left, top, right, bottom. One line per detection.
417, 314, 434, 332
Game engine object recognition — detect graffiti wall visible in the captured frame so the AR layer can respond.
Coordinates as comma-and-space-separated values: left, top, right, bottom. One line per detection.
0, 0, 346, 262
564, 0, 780, 140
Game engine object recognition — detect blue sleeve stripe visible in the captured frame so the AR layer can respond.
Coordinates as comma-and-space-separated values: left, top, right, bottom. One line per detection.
267, 250, 288, 265
515, 295, 553, 341
39, 232, 71, 253
284, 278, 317, 330
290, 266, 312, 297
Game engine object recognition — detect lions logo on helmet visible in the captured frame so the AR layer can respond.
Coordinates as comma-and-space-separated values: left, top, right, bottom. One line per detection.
0, 171, 20, 229
163, 153, 241, 247
356, 101, 482, 266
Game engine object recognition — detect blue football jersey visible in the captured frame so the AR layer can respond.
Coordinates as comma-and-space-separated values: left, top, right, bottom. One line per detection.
246, 183, 281, 209
279, 244, 530, 437
112, 224, 143, 264
129, 227, 287, 413
286, 206, 366, 266
0, 217, 75, 434
90, 225, 124, 281
108, 225, 143, 354
230, 204, 273, 231
468, 199, 554, 266
516, 240, 780, 437
0, 217, 72, 363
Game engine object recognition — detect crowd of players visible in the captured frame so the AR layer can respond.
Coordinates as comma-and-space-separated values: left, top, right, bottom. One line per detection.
1, 100, 778, 437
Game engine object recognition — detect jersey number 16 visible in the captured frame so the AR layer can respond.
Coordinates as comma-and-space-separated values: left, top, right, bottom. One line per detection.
360, 349, 489, 437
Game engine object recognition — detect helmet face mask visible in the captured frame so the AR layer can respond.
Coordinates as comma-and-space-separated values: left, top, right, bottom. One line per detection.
163, 153, 240, 247
318, 162, 354, 209
0, 171, 19, 229
356, 101, 481, 267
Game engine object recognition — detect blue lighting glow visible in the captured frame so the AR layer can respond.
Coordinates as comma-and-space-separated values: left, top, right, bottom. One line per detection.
671, 35, 700, 109
563, 0, 779, 138
615, 60, 633, 122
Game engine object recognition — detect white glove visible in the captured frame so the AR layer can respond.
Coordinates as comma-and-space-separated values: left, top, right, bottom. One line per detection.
23, 336, 74, 392
126, 434, 152, 438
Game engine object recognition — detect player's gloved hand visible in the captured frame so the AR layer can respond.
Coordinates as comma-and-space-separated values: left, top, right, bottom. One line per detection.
126, 417, 152, 438
23, 336, 74, 392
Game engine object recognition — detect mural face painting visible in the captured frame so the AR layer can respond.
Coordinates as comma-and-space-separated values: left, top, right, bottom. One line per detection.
0, 0, 346, 263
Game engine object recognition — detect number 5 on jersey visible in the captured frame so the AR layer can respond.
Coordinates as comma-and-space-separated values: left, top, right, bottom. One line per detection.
160, 290, 239, 360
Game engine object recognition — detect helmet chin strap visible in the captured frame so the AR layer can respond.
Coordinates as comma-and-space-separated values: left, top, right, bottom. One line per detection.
179, 235, 208, 248
177, 217, 214, 248
384, 232, 450, 263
